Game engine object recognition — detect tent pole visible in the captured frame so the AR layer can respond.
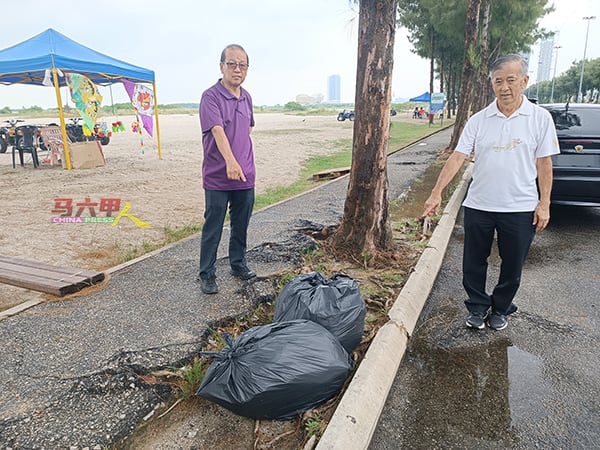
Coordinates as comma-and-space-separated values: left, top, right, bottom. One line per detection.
109, 85, 117, 118
52, 68, 72, 170
152, 81, 162, 159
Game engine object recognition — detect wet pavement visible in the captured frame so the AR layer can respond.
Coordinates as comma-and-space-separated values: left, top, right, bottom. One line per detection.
0, 126, 454, 448
370, 206, 600, 449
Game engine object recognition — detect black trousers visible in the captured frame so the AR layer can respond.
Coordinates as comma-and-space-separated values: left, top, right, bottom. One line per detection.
463, 207, 536, 316
199, 188, 254, 280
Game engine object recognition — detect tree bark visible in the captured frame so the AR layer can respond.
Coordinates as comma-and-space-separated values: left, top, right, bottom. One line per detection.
429, 28, 435, 124
332, 0, 397, 257
439, 51, 445, 94
446, 62, 454, 119
473, 0, 491, 113
448, 0, 482, 150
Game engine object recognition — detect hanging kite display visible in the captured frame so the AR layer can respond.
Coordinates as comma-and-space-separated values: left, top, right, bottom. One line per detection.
131, 117, 144, 154
122, 79, 154, 136
66, 73, 102, 136
111, 121, 125, 132
122, 79, 155, 154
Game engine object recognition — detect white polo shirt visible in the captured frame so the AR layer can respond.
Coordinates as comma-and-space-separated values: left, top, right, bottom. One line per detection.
455, 95, 559, 212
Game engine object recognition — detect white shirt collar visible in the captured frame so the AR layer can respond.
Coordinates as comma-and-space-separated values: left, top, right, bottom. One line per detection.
486, 94, 534, 118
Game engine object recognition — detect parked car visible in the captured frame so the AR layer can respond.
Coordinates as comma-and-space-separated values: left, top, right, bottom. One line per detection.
540, 103, 600, 206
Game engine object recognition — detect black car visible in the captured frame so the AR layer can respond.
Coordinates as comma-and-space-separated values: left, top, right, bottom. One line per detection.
541, 103, 600, 206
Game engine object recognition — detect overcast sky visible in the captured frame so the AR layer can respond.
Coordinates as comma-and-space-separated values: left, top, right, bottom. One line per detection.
0, 0, 598, 110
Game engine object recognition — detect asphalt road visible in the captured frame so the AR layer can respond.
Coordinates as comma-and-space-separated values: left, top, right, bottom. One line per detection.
370, 205, 600, 449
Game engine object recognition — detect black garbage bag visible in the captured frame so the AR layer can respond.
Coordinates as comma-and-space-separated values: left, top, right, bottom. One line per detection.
274, 272, 366, 353
196, 320, 352, 420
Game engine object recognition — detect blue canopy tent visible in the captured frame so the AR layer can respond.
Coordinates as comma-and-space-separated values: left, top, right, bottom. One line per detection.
409, 92, 430, 102
0, 28, 162, 168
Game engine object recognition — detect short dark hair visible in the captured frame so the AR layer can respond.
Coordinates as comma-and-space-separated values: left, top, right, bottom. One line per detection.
489, 54, 528, 78
220, 44, 249, 65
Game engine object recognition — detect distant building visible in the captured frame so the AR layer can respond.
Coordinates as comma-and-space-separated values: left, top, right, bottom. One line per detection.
537, 35, 554, 83
296, 93, 323, 105
328, 75, 341, 103
521, 51, 532, 71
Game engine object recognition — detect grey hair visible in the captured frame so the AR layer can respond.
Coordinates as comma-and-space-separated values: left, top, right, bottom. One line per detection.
220, 44, 249, 65
489, 54, 528, 78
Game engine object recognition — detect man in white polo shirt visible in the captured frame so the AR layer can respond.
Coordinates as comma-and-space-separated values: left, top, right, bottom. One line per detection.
423, 53, 559, 331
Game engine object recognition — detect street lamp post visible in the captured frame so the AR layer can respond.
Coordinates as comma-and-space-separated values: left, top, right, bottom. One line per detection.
526, 70, 534, 98
550, 45, 561, 103
536, 58, 542, 100
577, 16, 596, 103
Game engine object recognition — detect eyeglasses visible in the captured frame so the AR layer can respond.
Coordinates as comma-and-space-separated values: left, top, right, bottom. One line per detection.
223, 61, 249, 71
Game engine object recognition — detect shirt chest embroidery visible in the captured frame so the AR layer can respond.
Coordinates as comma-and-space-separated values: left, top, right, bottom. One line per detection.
493, 138, 523, 152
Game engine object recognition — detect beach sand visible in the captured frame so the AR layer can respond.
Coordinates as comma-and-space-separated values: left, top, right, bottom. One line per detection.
0, 112, 354, 310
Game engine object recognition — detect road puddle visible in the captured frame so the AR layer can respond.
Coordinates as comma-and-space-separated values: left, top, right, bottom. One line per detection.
390, 160, 462, 221
507, 345, 550, 424
404, 338, 552, 443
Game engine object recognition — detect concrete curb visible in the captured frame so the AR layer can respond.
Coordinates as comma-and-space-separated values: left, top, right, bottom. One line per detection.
316, 162, 473, 450
0, 299, 42, 321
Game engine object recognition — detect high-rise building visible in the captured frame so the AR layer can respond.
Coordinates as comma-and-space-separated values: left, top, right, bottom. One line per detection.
537, 35, 555, 83
328, 75, 341, 103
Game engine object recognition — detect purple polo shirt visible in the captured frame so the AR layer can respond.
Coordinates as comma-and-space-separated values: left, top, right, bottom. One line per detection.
199, 80, 255, 190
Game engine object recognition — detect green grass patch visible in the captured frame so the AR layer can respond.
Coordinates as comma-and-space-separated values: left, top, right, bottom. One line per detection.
107, 115, 451, 262
163, 223, 202, 244
120, 223, 202, 262
254, 120, 452, 211
177, 357, 209, 399
388, 120, 448, 152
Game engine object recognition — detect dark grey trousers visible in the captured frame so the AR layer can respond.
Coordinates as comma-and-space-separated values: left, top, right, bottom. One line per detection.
199, 188, 254, 280
463, 207, 536, 316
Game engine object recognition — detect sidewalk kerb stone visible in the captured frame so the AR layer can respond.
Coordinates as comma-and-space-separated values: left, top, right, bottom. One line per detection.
316, 162, 472, 450
0, 299, 42, 321
316, 321, 408, 450
389, 162, 472, 335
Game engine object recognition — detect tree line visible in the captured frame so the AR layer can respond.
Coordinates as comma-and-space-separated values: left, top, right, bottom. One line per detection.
396, 0, 600, 147
399, 0, 550, 111
527, 57, 600, 103
332, 0, 600, 261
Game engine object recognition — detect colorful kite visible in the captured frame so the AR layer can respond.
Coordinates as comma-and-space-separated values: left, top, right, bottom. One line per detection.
122, 79, 154, 137
66, 73, 102, 136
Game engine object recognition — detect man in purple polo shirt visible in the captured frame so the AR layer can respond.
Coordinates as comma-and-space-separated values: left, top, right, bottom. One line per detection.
198, 44, 256, 294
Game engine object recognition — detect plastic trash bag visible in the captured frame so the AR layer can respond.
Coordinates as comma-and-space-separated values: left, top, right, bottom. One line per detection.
196, 320, 352, 420
274, 272, 366, 353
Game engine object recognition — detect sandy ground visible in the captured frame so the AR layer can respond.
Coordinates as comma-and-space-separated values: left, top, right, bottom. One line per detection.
0, 112, 355, 311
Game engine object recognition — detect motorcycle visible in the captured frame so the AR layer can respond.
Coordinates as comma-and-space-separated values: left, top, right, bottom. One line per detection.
0, 127, 8, 153
0, 119, 24, 153
337, 110, 355, 122
336, 109, 396, 122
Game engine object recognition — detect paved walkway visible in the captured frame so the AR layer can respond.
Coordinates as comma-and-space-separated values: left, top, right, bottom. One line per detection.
0, 126, 453, 448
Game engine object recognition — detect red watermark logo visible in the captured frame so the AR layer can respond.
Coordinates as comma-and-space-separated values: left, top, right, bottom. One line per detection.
51, 197, 151, 228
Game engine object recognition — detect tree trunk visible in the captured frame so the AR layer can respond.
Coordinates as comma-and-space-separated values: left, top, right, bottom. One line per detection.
332, 0, 397, 258
446, 62, 454, 119
448, 0, 482, 150
439, 51, 445, 94
473, 0, 491, 113
429, 28, 435, 124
